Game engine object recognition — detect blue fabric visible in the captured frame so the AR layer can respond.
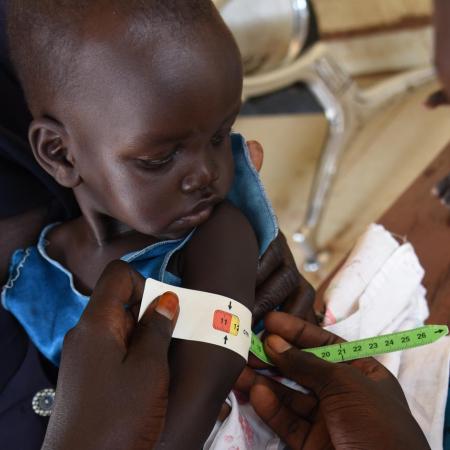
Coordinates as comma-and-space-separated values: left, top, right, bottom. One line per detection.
2, 133, 278, 366
228, 133, 278, 256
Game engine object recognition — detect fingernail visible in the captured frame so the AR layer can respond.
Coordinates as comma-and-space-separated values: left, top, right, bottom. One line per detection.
266, 335, 292, 354
155, 292, 179, 320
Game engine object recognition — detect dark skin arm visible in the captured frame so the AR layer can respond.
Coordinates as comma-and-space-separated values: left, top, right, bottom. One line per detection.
247, 141, 316, 324
43, 261, 179, 450
157, 201, 258, 449
254, 231, 316, 325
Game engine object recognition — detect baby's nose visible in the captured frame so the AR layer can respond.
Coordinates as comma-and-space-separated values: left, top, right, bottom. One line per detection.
181, 159, 219, 193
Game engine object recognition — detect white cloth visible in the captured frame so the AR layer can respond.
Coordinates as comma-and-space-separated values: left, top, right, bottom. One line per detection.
204, 392, 281, 450
324, 223, 450, 450
207, 223, 450, 450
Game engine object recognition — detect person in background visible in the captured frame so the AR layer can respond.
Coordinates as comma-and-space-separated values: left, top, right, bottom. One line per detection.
425, 0, 450, 209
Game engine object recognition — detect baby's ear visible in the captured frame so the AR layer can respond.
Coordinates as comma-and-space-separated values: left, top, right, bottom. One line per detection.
29, 118, 81, 188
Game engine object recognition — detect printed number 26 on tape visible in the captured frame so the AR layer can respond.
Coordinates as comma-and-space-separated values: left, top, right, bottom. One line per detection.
250, 325, 449, 364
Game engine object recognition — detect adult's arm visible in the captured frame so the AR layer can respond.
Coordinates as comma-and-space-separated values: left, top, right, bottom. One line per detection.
237, 312, 430, 450
42, 261, 179, 450
247, 141, 316, 324
254, 231, 316, 324
423, 0, 450, 208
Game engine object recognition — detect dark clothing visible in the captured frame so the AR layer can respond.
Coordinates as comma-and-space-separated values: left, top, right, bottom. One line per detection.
0, 0, 78, 219
0, 2, 73, 448
0, 309, 54, 450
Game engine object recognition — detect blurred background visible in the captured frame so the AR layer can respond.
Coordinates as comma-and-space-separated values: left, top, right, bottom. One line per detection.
215, 0, 450, 286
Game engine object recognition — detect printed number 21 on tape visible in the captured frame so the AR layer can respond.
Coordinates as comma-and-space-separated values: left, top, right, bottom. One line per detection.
250, 325, 449, 364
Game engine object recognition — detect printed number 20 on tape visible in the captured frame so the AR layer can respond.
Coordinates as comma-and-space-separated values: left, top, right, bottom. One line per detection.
139, 279, 252, 361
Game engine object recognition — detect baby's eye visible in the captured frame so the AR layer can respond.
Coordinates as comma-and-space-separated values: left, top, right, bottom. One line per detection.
136, 149, 178, 170
211, 128, 232, 147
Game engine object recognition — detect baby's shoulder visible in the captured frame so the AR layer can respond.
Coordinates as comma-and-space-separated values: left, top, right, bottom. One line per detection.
198, 200, 254, 236
182, 200, 258, 263
44, 218, 83, 262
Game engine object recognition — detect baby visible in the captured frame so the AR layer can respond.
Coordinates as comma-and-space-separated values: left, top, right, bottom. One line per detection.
3, 1, 281, 448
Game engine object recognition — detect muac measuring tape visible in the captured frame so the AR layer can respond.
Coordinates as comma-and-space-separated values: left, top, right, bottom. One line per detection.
140, 279, 448, 364
250, 325, 449, 365
140, 279, 253, 361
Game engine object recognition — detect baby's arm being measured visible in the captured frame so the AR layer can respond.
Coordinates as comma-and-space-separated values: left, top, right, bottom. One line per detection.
157, 201, 258, 449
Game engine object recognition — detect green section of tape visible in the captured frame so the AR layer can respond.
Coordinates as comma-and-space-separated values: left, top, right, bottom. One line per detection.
250, 325, 448, 365
250, 333, 273, 365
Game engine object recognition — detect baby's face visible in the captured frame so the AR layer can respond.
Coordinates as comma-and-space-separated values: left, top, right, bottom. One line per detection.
66, 21, 243, 239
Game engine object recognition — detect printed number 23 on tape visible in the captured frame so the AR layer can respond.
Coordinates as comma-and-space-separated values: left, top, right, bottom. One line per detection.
139, 279, 252, 361
250, 325, 449, 365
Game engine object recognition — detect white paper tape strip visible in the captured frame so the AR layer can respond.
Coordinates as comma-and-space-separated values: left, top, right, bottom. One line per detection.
139, 279, 252, 361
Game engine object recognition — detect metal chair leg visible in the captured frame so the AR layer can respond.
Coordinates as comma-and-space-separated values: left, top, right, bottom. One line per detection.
243, 43, 434, 272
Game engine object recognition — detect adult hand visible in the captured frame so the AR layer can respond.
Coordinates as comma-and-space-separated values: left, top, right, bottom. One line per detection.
237, 312, 430, 450
42, 261, 179, 450
247, 139, 316, 325
433, 173, 450, 208
254, 233, 316, 325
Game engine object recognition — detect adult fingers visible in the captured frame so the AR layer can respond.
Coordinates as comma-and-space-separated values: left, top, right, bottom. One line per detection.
263, 315, 395, 394
253, 265, 299, 325
217, 402, 232, 422
280, 278, 316, 322
261, 313, 345, 393
255, 232, 286, 287
433, 173, 450, 198
246, 140, 264, 172
264, 336, 340, 394
79, 261, 145, 346
264, 312, 343, 349
250, 383, 311, 450
234, 366, 257, 394
424, 88, 449, 108
85, 260, 145, 317
443, 189, 450, 208
303, 418, 334, 450
235, 367, 317, 417
127, 292, 179, 365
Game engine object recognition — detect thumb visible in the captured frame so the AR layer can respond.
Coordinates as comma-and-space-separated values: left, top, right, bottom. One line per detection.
265, 335, 338, 394
247, 140, 264, 172
127, 292, 179, 364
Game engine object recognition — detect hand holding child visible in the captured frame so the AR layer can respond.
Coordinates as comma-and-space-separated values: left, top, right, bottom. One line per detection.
246, 140, 316, 325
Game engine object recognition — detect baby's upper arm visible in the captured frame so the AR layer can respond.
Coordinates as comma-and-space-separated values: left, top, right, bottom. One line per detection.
159, 202, 259, 448
181, 200, 259, 309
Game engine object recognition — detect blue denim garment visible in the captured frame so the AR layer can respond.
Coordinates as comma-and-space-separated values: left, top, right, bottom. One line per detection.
1, 133, 278, 366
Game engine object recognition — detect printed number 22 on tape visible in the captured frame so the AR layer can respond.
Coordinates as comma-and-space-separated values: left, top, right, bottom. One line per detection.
139, 279, 252, 361
250, 325, 449, 365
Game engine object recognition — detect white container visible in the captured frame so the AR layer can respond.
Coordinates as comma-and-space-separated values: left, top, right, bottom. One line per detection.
215, 0, 311, 75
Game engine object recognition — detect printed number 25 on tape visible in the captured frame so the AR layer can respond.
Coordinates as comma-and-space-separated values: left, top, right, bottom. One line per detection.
139, 279, 252, 361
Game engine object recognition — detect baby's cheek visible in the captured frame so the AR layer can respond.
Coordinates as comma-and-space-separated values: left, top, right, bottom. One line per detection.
221, 159, 235, 195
